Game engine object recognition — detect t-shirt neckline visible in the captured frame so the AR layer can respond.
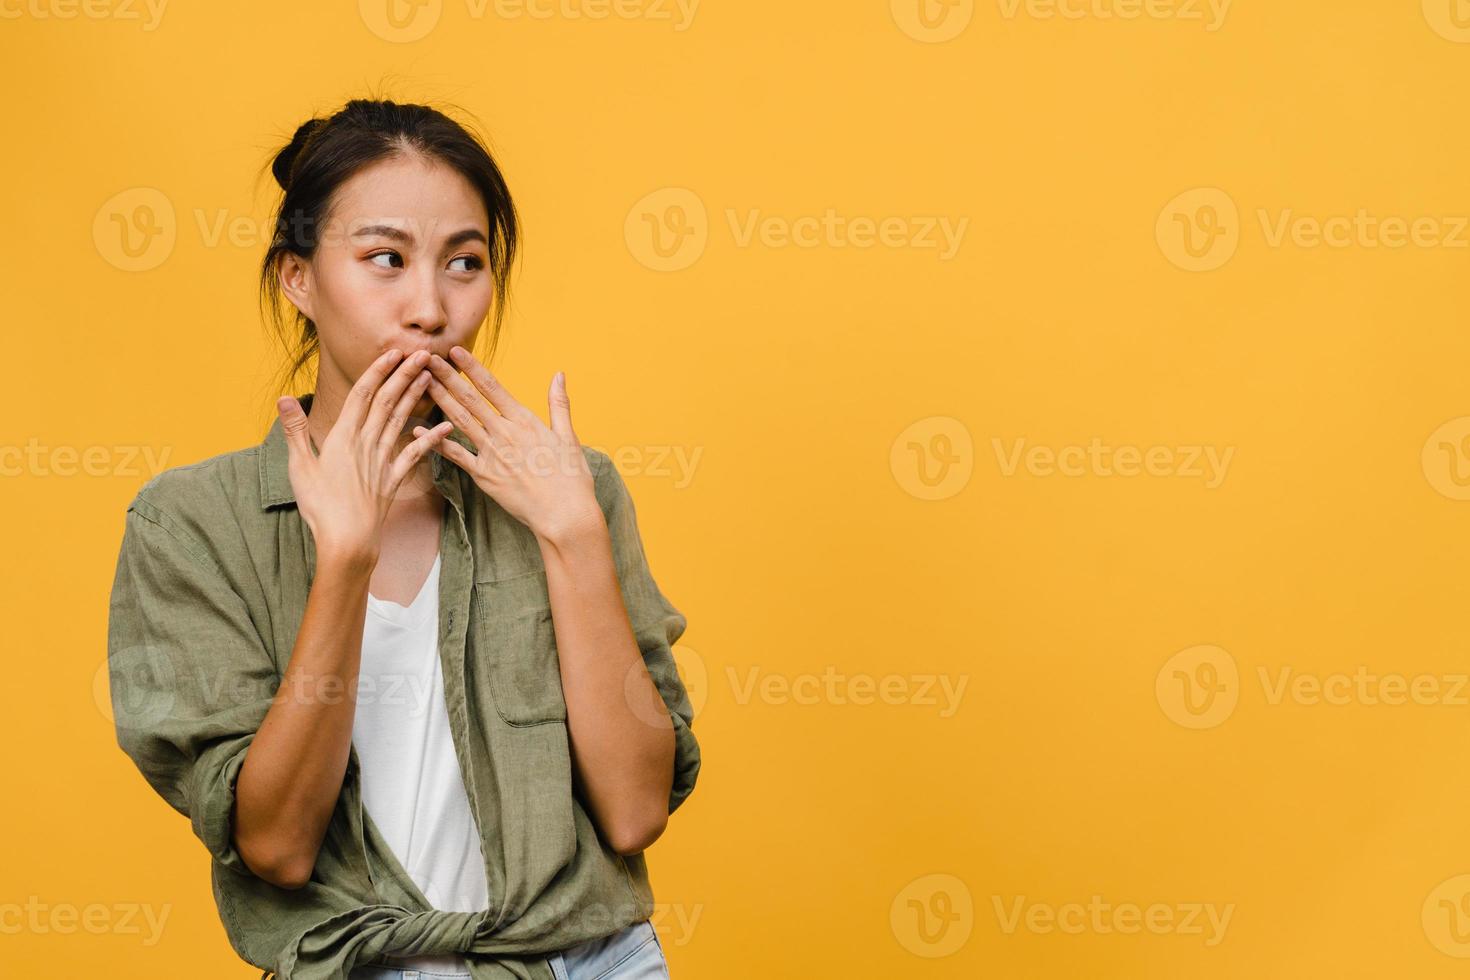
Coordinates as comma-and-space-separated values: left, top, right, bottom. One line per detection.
365, 553, 441, 629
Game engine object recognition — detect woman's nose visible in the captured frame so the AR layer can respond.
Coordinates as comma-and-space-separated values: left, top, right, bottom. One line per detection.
403, 269, 448, 333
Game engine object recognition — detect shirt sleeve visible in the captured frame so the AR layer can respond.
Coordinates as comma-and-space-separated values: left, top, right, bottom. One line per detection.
106, 497, 279, 875
592, 452, 702, 815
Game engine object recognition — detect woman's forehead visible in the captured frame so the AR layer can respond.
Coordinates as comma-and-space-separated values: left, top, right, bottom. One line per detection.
327, 156, 488, 237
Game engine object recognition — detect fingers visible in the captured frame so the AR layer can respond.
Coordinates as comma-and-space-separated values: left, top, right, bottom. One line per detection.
419, 425, 479, 472
426, 352, 506, 436
375, 362, 435, 462
546, 371, 577, 443
423, 367, 496, 452
447, 345, 533, 422
276, 395, 317, 459
361, 350, 433, 447
387, 420, 454, 493
339, 349, 406, 435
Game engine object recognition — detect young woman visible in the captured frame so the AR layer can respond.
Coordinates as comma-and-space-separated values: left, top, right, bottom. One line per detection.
106, 98, 700, 980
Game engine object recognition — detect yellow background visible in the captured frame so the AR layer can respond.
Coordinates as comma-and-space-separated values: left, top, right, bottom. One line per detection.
6, 0, 1470, 976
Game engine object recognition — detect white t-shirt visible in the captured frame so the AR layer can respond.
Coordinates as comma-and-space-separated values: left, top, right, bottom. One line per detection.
353, 552, 490, 972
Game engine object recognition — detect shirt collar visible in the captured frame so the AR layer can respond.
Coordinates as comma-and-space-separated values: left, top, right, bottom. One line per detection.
259, 392, 472, 512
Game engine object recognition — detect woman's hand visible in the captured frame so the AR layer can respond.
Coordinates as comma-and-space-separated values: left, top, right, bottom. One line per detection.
275, 349, 454, 566
418, 345, 600, 541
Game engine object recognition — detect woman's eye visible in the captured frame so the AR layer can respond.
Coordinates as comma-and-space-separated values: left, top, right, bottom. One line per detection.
449, 255, 484, 273
368, 251, 402, 269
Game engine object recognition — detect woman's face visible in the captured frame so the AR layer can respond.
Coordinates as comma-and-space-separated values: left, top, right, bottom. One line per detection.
279, 151, 494, 422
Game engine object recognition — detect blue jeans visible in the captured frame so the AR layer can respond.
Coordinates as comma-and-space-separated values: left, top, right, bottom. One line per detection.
347, 919, 671, 980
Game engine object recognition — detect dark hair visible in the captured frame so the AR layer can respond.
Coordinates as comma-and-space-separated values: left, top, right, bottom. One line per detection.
257, 98, 520, 395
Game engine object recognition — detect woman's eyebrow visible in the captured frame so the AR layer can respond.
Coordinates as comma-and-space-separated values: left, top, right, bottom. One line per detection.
353, 223, 412, 242
444, 228, 488, 248
352, 224, 488, 248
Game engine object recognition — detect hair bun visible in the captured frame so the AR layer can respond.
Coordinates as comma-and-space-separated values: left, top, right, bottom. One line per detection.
272, 118, 325, 191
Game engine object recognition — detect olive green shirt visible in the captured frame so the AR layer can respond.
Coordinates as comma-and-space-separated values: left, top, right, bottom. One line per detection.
106, 394, 700, 979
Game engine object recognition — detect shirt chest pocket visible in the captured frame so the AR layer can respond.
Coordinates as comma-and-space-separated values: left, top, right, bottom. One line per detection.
471, 569, 568, 726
